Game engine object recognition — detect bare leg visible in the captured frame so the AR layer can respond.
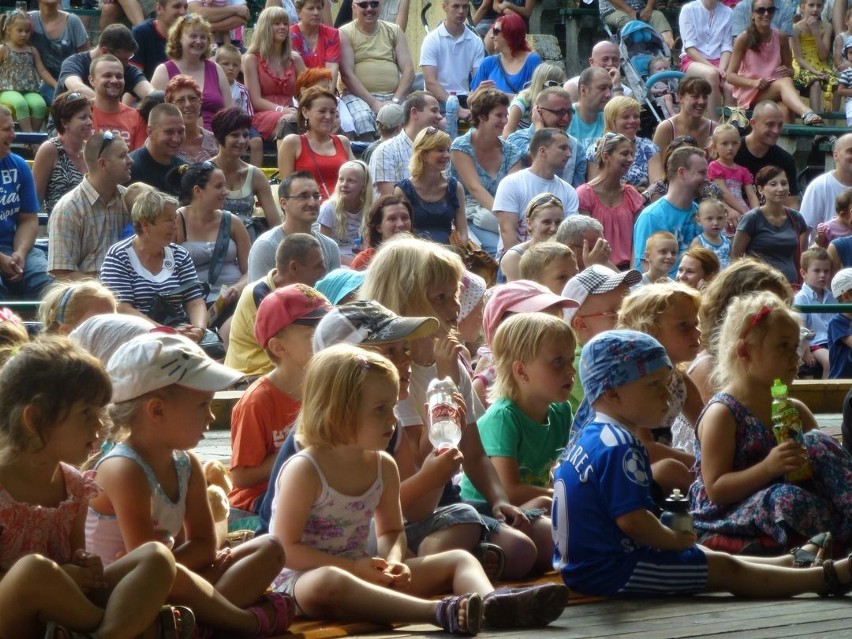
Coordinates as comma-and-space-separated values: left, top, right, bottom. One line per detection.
686, 62, 723, 115
208, 534, 285, 607
406, 549, 493, 597
651, 457, 694, 493
809, 82, 822, 112
417, 522, 481, 556
525, 516, 555, 574
757, 78, 812, 117
169, 564, 263, 635
816, 348, 830, 379
486, 524, 537, 580
99, 4, 124, 31
99, 542, 177, 639
704, 549, 851, 596
0, 554, 103, 639
17, 116, 32, 132
248, 137, 264, 168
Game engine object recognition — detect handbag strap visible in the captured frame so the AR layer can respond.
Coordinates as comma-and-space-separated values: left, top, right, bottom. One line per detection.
496, 58, 522, 94
208, 212, 232, 287
783, 207, 803, 284
302, 135, 332, 200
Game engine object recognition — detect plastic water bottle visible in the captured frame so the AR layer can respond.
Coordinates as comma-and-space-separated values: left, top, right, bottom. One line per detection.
771, 378, 812, 482
660, 489, 693, 534
445, 92, 459, 140
426, 377, 461, 453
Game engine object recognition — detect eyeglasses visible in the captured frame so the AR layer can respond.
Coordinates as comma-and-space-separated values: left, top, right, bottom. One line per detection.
492, 27, 501, 35
544, 80, 563, 88
671, 135, 698, 146
96, 130, 116, 158
539, 106, 573, 118
173, 95, 200, 105
753, 6, 777, 14
289, 191, 322, 201
354, 1, 380, 8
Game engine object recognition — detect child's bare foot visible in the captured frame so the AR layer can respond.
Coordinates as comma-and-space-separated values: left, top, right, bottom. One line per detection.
435, 592, 483, 635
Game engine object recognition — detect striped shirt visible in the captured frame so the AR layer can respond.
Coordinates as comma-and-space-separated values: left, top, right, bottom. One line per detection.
99, 237, 203, 318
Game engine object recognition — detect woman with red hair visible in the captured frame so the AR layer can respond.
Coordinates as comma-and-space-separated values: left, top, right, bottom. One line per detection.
470, 14, 541, 95
165, 74, 218, 163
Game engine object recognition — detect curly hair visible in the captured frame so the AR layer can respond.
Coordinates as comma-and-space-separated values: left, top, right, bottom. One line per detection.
164, 74, 201, 103
166, 14, 213, 61
468, 88, 510, 128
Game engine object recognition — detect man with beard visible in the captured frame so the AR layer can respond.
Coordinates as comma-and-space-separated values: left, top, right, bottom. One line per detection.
90, 55, 147, 151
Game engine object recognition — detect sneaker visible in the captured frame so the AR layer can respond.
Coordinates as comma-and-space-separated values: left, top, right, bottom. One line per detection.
482, 582, 568, 629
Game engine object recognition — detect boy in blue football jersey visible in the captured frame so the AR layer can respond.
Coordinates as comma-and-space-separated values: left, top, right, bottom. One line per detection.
551, 329, 852, 598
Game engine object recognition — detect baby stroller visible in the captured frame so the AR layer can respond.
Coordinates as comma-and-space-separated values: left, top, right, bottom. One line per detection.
617, 21, 685, 124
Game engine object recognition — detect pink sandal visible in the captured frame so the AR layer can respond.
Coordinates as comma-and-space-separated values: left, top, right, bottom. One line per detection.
247, 592, 296, 637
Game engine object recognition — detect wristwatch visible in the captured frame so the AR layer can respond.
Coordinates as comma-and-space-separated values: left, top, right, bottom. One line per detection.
391, 97, 402, 104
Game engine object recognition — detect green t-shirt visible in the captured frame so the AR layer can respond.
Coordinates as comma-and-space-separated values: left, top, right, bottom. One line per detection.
460, 397, 573, 502
568, 343, 584, 415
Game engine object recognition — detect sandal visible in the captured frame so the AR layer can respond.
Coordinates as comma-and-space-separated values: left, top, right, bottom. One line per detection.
43, 624, 99, 639
791, 532, 832, 568
247, 592, 296, 638
159, 605, 196, 639
482, 583, 568, 629
821, 554, 852, 597
472, 542, 505, 582
435, 592, 482, 636
803, 110, 824, 126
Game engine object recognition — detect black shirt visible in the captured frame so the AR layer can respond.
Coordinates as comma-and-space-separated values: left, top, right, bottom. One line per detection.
129, 146, 187, 197
131, 19, 168, 81
735, 137, 800, 197
57, 51, 149, 99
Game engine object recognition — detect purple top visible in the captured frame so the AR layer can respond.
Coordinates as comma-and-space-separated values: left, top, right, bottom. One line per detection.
165, 59, 224, 130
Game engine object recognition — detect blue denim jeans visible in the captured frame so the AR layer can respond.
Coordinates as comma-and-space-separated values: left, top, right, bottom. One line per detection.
0, 244, 53, 300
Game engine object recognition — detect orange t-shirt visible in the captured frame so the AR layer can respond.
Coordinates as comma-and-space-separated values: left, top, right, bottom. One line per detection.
92, 103, 147, 152
228, 376, 300, 512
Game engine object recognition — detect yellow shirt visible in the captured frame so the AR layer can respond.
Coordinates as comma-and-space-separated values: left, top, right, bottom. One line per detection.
224, 270, 277, 377
339, 20, 401, 95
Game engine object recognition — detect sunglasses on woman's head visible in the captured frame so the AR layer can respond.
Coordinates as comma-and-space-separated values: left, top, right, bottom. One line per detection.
753, 6, 777, 14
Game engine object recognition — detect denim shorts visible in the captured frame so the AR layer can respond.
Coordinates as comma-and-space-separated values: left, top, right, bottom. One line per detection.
404, 503, 487, 553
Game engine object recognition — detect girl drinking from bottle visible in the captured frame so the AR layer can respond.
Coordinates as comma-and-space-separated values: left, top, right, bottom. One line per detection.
690, 291, 852, 548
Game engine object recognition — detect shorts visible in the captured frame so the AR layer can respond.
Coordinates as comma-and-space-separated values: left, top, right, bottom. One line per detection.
680, 57, 720, 73
616, 545, 708, 597
465, 499, 548, 530
248, 127, 262, 140
811, 344, 828, 352
405, 503, 486, 552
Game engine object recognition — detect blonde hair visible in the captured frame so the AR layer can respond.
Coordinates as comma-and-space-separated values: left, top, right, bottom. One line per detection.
489, 313, 574, 404
360, 237, 464, 320
699, 258, 791, 354
594, 132, 633, 168
330, 160, 372, 242
248, 6, 292, 66
696, 197, 727, 220
296, 344, 399, 448
0, 309, 28, 362
709, 123, 741, 160
603, 96, 641, 133
409, 127, 452, 179
38, 280, 117, 333
124, 182, 155, 211
131, 189, 179, 234
711, 291, 799, 389
645, 230, 677, 254
519, 242, 575, 281
617, 282, 700, 338
518, 62, 567, 108
166, 14, 213, 60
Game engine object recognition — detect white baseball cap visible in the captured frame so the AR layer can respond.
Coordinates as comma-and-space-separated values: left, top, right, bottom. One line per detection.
107, 332, 243, 403
832, 268, 852, 299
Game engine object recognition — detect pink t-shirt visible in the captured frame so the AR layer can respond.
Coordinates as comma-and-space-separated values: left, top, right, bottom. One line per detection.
708, 160, 754, 211
576, 183, 645, 267
818, 218, 852, 244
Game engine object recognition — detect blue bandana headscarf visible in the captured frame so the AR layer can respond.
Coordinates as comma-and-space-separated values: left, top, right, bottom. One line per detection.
571, 330, 673, 438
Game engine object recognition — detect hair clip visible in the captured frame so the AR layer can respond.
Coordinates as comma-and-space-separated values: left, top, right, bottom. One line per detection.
0, 307, 22, 326
355, 354, 372, 370
740, 305, 772, 339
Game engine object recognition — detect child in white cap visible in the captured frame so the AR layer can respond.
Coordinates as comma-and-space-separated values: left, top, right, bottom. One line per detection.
827, 267, 852, 378
87, 333, 296, 637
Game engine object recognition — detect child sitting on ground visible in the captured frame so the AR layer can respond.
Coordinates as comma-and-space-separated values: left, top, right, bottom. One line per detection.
461, 313, 574, 512
270, 343, 568, 634
794, 247, 835, 379
87, 333, 295, 637
518, 242, 578, 295
692, 291, 852, 548
816, 188, 852, 246
0, 337, 185, 637
37, 280, 117, 335
638, 231, 678, 286
553, 328, 852, 598
827, 267, 852, 378
617, 282, 702, 488
562, 264, 642, 412
690, 198, 732, 267
648, 55, 678, 118
228, 284, 331, 515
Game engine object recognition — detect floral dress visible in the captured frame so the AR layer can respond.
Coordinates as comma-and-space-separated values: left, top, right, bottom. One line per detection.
689, 392, 852, 546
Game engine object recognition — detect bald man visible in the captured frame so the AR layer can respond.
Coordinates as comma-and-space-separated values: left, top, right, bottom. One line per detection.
800, 133, 852, 239
568, 67, 612, 154
564, 41, 632, 103
734, 101, 800, 209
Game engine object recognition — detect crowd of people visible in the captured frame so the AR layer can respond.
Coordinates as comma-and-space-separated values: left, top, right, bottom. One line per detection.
5, 0, 852, 635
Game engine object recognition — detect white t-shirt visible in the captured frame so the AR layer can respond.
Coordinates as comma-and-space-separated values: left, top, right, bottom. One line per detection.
396, 360, 485, 428
800, 172, 850, 239
420, 23, 485, 96
678, 0, 733, 61
492, 169, 580, 253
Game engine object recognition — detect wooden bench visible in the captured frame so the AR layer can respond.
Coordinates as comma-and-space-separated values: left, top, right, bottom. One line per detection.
789, 380, 849, 415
